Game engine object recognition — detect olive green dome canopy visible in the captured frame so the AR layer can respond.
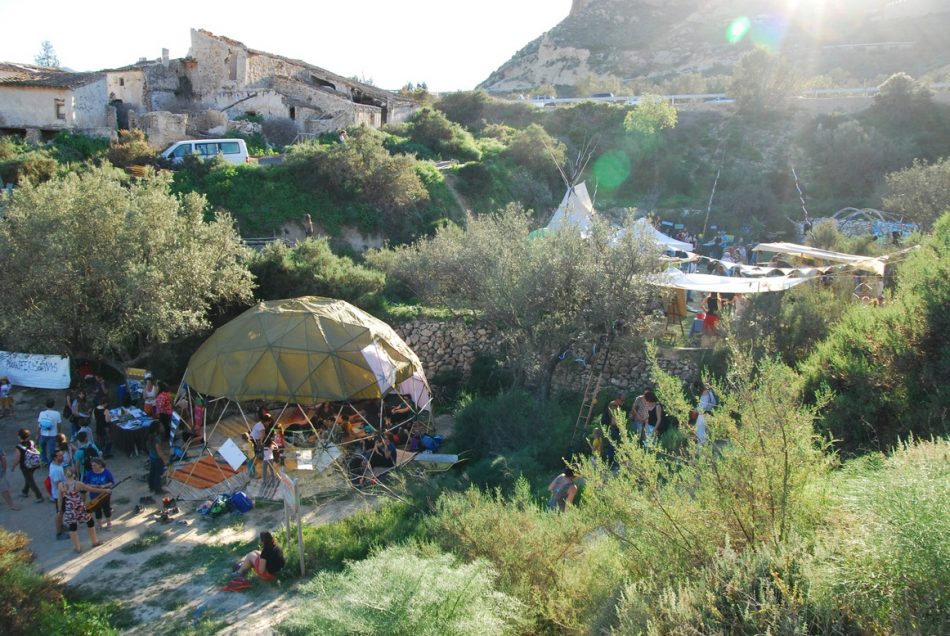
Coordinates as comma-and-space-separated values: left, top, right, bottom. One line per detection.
183, 296, 422, 402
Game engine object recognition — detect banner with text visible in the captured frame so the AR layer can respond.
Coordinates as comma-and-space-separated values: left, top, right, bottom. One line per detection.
0, 352, 71, 389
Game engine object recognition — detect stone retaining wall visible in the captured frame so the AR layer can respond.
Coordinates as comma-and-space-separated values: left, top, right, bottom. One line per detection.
394, 319, 697, 395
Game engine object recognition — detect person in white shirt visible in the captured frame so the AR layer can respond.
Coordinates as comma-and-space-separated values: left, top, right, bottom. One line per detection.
36, 399, 62, 466
48, 448, 68, 540
690, 409, 708, 446
698, 383, 718, 414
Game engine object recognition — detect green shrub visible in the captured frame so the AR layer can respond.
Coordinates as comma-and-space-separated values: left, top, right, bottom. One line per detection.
0, 529, 117, 635
291, 502, 424, 574
277, 546, 525, 636
249, 238, 386, 309
107, 129, 157, 168
451, 389, 575, 489
815, 439, 950, 634
801, 213, 950, 451
429, 479, 622, 632
613, 540, 850, 635
51, 131, 109, 163
0, 148, 59, 184
405, 108, 482, 161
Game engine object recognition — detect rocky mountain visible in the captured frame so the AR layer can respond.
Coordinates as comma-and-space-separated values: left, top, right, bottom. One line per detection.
479, 0, 950, 92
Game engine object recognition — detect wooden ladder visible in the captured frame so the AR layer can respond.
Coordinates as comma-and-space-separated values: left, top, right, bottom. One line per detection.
570, 330, 616, 445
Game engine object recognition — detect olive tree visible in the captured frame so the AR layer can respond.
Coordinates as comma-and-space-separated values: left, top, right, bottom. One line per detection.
0, 167, 254, 373
367, 204, 661, 401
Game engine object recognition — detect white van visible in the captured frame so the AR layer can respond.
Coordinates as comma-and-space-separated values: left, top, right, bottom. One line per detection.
160, 138, 250, 165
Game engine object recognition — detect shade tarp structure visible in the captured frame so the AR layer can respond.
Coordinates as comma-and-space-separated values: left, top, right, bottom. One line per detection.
654, 268, 813, 294
634, 218, 693, 252
546, 181, 597, 236
183, 296, 424, 402
752, 242, 891, 276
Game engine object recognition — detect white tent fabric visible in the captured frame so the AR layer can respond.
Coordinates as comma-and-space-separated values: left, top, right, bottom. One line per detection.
753, 242, 887, 276
654, 268, 813, 293
546, 182, 596, 235
635, 219, 693, 252
397, 370, 433, 412
360, 342, 398, 394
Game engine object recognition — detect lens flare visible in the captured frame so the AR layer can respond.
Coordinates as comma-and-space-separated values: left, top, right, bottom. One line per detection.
592, 150, 631, 191
726, 16, 752, 44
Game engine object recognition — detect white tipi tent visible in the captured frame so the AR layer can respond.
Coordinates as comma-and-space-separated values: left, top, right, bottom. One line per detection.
545, 182, 597, 236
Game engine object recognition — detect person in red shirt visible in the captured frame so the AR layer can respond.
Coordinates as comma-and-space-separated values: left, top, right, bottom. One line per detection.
154, 383, 174, 440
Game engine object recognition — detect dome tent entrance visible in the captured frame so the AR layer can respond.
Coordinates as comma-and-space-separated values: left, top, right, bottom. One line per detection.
171, 297, 432, 500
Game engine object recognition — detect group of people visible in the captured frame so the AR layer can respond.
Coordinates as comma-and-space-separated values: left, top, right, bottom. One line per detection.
586, 383, 716, 484
0, 393, 119, 553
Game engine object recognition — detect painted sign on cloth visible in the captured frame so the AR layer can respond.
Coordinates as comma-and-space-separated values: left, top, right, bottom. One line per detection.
0, 351, 70, 389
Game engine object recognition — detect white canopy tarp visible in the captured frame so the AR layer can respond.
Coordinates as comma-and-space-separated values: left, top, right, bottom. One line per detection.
654, 268, 813, 294
753, 242, 887, 276
546, 182, 596, 235
635, 219, 693, 252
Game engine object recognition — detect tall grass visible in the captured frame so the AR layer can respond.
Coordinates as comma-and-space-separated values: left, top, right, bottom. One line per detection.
814, 439, 950, 634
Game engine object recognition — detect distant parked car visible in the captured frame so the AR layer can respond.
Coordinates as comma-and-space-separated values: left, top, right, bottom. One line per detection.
591, 92, 614, 98
161, 138, 250, 165
533, 95, 555, 101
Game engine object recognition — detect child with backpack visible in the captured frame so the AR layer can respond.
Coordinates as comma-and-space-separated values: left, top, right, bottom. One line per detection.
12, 429, 44, 502
72, 431, 101, 481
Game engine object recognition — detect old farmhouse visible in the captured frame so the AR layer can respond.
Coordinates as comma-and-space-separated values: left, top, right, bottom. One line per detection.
0, 29, 415, 148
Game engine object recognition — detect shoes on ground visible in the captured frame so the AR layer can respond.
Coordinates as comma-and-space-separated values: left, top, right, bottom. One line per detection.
56, 532, 69, 541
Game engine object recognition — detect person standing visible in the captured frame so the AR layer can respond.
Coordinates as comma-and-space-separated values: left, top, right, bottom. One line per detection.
48, 448, 68, 540
303, 213, 314, 239
59, 467, 108, 553
142, 377, 158, 416
0, 447, 21, 511
82, 458, 115, 531
12, 429, 44, 502
0, 377, 13, 418
547, 468, 578, 512
154, 383, 174, 441
92, 397, 113, 459
146, 421, 168, 495
698, 383, 718, 414
36, 398, 62, 466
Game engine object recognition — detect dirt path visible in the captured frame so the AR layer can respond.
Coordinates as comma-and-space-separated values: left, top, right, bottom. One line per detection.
0, 387, 380, 634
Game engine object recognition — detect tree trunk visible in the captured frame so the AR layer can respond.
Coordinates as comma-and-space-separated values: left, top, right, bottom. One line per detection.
536, 354, 562, 403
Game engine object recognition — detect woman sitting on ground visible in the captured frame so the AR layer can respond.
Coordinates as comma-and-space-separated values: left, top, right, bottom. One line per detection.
233, 531, 285, 581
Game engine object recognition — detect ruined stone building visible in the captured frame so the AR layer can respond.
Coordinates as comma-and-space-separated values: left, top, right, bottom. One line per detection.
185, 29, 415, 134
0, 29, 415, 148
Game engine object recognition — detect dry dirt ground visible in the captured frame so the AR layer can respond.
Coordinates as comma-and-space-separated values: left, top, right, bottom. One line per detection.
0, 387, 381, 634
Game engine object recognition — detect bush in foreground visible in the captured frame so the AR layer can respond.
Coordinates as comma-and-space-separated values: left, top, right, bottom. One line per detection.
277, 546, 525, 636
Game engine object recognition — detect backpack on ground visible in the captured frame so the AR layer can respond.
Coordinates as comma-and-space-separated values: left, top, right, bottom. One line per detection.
230, 491, 253, 513
208, 494, 232, 517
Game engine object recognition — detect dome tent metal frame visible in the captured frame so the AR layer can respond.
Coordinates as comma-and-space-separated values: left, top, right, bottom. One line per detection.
168, 297, 432, 499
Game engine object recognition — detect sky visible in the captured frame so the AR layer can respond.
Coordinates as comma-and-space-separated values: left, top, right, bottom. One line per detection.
0, 0, 572, 91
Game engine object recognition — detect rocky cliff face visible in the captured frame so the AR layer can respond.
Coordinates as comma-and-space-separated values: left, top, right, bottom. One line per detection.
479, 0, 950, 92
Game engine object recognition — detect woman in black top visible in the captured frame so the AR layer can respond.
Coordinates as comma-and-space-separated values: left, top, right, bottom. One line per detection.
234, 531, 285, 581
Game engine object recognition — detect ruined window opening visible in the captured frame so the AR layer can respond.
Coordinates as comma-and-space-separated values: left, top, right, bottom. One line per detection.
311, 75, 335, 91
119, 78, 125, 87
227, 51, 238, 81
54, 98, 66, 120
289, 106, 296, 120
